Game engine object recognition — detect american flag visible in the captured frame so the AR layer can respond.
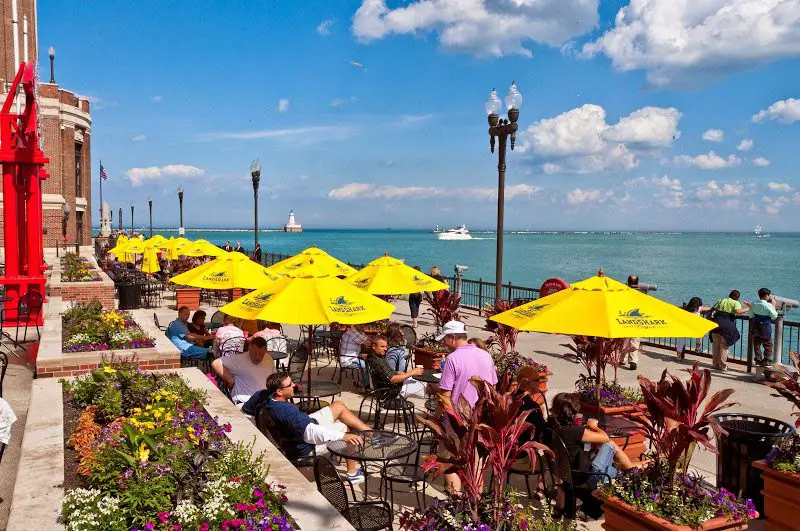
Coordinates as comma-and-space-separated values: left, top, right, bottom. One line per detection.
100, 162, 108, 180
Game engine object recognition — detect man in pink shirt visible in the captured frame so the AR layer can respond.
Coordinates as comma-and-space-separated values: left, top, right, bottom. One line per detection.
436, 320, 497, 493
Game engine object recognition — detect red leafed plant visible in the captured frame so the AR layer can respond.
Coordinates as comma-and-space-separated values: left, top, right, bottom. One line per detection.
766, 351, 800, 428
626, 362, 737, 483
424, 289, 461, 332
483, 300, 521, 355
562, 336, 635, 404
417, 374, 551, 522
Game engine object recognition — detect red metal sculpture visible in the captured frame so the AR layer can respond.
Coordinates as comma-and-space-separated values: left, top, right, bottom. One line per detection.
0, 62, 48, 326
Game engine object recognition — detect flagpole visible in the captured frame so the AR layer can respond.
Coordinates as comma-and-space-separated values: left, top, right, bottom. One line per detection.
99, 160, 104, 230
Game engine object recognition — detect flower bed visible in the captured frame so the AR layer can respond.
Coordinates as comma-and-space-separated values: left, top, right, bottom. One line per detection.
63, 301, 156, 352
61, 361, 294, 530
62, 252, 102, 282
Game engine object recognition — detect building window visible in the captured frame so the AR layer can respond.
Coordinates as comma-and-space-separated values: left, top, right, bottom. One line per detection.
76, 211, 84, 245
75, 142, 83, 197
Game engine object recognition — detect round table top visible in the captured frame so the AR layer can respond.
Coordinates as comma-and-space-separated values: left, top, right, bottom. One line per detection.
268, 350, 288, 361
316, 330, 344, 339
294, 381, 342, 399
326, 430, 417, 462
416, 369, 442, 384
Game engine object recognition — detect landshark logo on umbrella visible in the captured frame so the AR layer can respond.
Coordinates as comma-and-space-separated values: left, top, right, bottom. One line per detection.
412, 274, 432, 287
616, 308, 668, 328
353, 278, 369, 286
240, 292, 273, 309
202, 271, 229, 283
329, 295, 366, 314
513, 304, 548, 318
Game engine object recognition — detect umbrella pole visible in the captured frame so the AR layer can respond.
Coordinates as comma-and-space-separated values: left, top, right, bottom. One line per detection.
306, 326, 314, 404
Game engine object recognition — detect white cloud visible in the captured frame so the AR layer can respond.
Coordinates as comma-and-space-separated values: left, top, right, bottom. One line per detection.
673, 151, 741, 170
327, 182, 541, 201
583, 0, 800, 88
696, 180, 746, 200
331, 96, 357, 108
352, 0, 598, 57
702, 129, 724, 142
76, 93, 117, 110
753, 157, 770, 167
753, 98, 800, 124
763, 195, 789, 215
125, 164, 205, 186
152, 95, 162, 103
394, 114, 437, 127
202, 125, 356, 143
277, 99, 290, 113
651, 175, 686, 208
131, 135, 147, 143
565, 188, 615, 206
316, 19, 335, 36
768, 182, 791, 192
737, 139, 754, 152
518, 104, 681, 174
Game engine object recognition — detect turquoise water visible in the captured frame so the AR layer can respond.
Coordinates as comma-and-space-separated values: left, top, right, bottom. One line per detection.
147, 229, 800, 310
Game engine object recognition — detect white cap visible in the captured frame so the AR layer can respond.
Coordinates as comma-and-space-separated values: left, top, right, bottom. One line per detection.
436, 320, 466, 341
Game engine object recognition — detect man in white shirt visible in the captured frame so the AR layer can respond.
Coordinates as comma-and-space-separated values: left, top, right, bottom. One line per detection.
339, 324, 370, 387
246, 371, 370, 483
211, 336, 275, 406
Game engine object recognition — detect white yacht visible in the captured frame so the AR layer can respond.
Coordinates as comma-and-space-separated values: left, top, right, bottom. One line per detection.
283, 210, 303, 232
754, 224, 763, 237
434, 224, 472, 240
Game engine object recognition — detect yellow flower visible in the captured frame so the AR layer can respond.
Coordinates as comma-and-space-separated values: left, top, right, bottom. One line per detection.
152, 410, 162, 419
164, 413, 173, 422
145, 405, 152, 411
132, 408, 142, 415
102, 366, 117, 375
138, 443, 150, 463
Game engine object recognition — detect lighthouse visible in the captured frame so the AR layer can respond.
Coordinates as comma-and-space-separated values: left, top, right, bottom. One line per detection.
284, 210, 303, 232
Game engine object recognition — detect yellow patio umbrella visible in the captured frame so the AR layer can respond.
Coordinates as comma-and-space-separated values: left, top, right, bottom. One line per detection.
220, 262, 394, 391
266, 246, 357, 277
163, 237, 190, 260
349, 253, 449, 294
489, 270, 717, 339
107, 234, 129, 254
141, 244, 161, 274
169, 251, 278, 289
145, 234, 170, 248
181, 240, 225, 258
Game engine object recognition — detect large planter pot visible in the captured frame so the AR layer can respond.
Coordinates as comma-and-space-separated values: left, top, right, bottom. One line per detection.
753, 460, 800, 531
581, 401, 647, 463
413, 347, 445, 369
175, 287, 201, 310
598, 494, 752, 531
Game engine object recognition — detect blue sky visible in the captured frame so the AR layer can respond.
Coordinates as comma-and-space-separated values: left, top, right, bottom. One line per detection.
40, 0, 800, 231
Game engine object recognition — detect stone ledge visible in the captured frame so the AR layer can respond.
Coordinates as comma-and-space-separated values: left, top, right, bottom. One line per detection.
47, 253, 116, 309
7, 369, 356, 531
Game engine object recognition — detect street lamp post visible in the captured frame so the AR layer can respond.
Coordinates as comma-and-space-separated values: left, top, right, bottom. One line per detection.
48, 46, 55, 84
177, 185, 184, 235
148, 196, 153, 238
485, 81, 522, 303
130, 201, 135, 236
250, 160, 261, 252
118, 207, 123, 232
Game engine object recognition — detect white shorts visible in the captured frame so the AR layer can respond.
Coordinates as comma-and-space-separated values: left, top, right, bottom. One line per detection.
305, 406, 347, 455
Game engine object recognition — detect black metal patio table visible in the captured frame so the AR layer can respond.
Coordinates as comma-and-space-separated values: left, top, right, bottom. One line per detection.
294, 381, 342, 412
326, 429, 417, 500
415, 369, 442, 385
268, 350, 289, 369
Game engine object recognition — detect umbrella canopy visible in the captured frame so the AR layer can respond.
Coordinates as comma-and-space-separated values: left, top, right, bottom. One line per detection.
169, 251, 277, 289
141, 245, 161, 274
349, 253, 449, 295
490, 271, 717, 339
107, 234, 129, 254
145, 234, 170, 248
266, 246, 357, 277
182, 240, 225, 258
220, 268, 395, 392
163, 237, 190, 260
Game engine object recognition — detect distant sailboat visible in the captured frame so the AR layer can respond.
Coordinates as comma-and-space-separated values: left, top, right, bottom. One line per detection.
754, 224, 763, 237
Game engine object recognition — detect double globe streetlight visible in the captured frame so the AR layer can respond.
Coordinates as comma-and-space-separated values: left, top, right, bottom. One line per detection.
485, 81, 523, 303
177, 184, 184, 236
250, 160, 261, 253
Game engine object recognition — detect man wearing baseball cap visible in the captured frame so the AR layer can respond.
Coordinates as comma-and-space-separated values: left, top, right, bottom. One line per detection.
436, 320, 497, 493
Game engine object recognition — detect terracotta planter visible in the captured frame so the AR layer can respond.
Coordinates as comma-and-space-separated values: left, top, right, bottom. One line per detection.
598, 494, 752, 531
175, 287, 201, 310
413, 347, 445, 369
753, 460, 800, 531
580, 401, 648, 463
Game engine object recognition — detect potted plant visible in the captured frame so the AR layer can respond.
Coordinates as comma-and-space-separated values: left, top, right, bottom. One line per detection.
595, 363, 757, 530
413, 332, 449, 369
424, 289, 460, 333
400, 376, 557, 530
752, 351, 800, 530
563, 336, 646, 461
174, 284, 201, 310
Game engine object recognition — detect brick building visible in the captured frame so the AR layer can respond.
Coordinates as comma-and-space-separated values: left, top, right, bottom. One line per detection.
1, 0, 92, 248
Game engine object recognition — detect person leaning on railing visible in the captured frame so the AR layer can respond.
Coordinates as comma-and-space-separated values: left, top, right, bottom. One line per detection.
709, 290, 751, 371
748, 288, 778, 366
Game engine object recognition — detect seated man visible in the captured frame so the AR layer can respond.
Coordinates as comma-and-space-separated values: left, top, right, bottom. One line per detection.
214, 313, 245, 356
211, 336, 275, 407
366, 335, 426, 398
243, 371, 368, 483
166, 306, 214, 359
339, 324, 370, 388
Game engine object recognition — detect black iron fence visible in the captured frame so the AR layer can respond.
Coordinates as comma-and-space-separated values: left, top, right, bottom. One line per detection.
263, 250, 800, 369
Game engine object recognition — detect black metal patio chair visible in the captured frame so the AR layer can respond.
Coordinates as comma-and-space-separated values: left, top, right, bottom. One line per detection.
314, 456, 392, 531
380, 428, 437, 510
0, 351, 7, 397
15, 289, 43, 344
254, 404, 315, 468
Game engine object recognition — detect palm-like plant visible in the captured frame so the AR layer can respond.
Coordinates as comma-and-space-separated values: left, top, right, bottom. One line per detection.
424, 290, 461, 331
562, 336, 635, 404
766, 351, 800, 428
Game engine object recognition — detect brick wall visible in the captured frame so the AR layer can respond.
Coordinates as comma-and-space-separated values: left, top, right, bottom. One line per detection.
50, 282, 115, 309
1, 0, 38, 83
36, 358, 182, 379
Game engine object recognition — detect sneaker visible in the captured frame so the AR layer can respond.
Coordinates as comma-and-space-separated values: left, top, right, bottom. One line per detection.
343, 469, 365, 484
